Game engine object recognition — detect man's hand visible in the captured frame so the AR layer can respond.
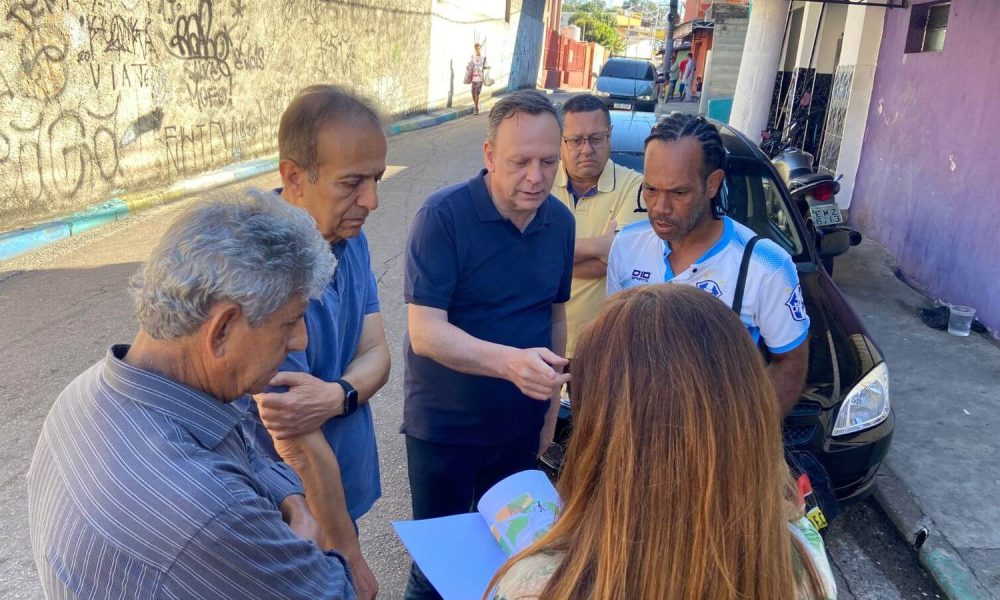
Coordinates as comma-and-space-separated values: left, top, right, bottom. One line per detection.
504, 348, 571, 400
279, 495, 324, 547
344, 549, 379, 600
254, 372, 344, 439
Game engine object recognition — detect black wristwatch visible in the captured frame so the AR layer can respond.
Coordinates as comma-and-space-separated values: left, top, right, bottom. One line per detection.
335, 379, 359, 417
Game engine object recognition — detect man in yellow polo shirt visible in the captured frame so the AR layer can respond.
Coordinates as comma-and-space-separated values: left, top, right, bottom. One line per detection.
551, 94, 645, 356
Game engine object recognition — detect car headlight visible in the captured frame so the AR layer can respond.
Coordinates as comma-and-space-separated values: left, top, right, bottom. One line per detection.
594, 90, 610, 97
832, 362, 891, 436
637, 94, 653, 101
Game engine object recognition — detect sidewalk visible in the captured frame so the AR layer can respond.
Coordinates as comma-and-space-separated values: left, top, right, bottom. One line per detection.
834, 239, 1000, 599
0, 99, 497, 263
656, 97, 701, 116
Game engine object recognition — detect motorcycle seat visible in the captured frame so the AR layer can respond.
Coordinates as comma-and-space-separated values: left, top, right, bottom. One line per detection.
789, 172, 835, 189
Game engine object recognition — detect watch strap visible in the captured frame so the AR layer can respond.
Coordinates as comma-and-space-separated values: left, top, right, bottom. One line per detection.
335, 378, 358, 417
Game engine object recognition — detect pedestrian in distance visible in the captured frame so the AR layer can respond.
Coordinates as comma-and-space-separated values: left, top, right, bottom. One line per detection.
402, 89, 575, 600
678, 54, 690, 99
468, 43, 487, 115
28, 191, 361, 599
682, 55, 696, 101
488, 284, 837, 600
667, 51, 680, 101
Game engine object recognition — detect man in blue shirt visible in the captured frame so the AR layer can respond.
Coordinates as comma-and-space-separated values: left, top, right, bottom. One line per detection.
402, 90, 575, 599
29, 192, 357, 599
242, 85, 390, 600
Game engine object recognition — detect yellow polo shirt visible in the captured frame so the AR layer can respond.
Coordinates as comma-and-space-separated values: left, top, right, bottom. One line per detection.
551, 159, 645, 356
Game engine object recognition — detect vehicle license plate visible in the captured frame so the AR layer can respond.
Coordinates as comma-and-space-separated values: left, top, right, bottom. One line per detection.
809, 204, 844, 227
613, 102, 632, 110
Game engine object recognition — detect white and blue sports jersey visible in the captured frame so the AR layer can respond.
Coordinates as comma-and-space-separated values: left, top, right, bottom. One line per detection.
607, 216, 810, 354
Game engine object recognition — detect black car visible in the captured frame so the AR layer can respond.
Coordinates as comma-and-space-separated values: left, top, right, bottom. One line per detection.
545, 111, 894, 504
592, 57, 659, 112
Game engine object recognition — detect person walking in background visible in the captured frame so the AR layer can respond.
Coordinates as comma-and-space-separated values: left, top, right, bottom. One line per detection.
677, 54, 690, 99
682, 55, 697, 101
469, 43, 487, 115
488, 285, 837, 600
667, 51, 680, 101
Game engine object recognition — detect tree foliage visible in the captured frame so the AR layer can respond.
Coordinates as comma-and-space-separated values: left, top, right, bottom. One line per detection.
563, 0, 608, 13
622, 0, 666, 27
567, 5, 625, 54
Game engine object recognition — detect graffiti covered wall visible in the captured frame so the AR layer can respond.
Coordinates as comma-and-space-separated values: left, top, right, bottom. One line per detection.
0, 0, 442, 229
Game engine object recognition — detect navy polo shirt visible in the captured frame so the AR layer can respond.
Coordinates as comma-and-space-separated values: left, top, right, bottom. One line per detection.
403, 169, 575, 446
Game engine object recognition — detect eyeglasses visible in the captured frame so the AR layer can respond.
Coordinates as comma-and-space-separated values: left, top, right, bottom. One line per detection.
563, 133, 611, 150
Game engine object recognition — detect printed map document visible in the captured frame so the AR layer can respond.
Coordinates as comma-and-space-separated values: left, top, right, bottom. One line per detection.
393, 470, 560, 599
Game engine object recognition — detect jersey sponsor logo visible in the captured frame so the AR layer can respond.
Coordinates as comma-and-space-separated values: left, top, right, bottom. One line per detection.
696, 280, 723, 298
631, 269, 651, 282
786, 284, 807, 321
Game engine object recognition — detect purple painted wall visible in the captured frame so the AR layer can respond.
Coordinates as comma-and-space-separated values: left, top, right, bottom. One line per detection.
851, 0, 1000, 332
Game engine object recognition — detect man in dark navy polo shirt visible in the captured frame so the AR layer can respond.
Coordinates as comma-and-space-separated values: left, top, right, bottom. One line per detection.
402, 90, 575, 600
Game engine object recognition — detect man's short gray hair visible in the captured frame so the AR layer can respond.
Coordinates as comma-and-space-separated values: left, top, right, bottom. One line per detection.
131, 189, 336, 340
486, 89, 562, 143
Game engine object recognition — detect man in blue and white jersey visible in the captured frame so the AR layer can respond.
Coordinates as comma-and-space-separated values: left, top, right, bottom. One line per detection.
607, 114, 809, 415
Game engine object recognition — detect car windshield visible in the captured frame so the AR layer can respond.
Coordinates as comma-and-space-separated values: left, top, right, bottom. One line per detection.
601, 60, 655, 80
611, 152, 807, 262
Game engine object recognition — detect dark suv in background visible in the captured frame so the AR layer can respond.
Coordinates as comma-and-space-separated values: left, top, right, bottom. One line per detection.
592, 57, 658, 112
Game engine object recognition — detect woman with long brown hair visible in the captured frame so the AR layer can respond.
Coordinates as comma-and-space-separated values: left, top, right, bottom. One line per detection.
488, 284, 836, 599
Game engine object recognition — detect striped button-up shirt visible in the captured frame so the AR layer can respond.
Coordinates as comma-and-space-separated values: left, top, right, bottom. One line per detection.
28, 345, 356, 599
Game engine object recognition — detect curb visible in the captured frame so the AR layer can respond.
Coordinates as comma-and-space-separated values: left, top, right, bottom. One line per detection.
871, 466, 994, 599
0, 104, 481, 263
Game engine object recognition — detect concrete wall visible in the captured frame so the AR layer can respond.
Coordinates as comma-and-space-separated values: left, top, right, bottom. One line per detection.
814, 4, 847, 74
425, 0, 544, 110
851, 0, 1000, 331
1, 0, 541, 230
702, 3, 749, 102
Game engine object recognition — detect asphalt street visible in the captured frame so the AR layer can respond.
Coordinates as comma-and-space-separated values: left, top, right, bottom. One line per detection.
0, 110, 941, 599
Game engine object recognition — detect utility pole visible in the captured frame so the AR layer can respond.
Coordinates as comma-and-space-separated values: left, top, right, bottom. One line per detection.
664, 0, 679, 58
730, 0, 791, 137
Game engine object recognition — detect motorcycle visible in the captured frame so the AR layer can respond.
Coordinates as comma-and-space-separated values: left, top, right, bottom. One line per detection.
761, 123, 861, 274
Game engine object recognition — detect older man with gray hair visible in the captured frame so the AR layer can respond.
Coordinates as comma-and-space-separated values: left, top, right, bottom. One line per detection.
28, 190, 359, 599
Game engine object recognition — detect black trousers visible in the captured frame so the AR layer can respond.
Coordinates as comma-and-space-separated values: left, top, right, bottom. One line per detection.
402, 429, 539, 600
